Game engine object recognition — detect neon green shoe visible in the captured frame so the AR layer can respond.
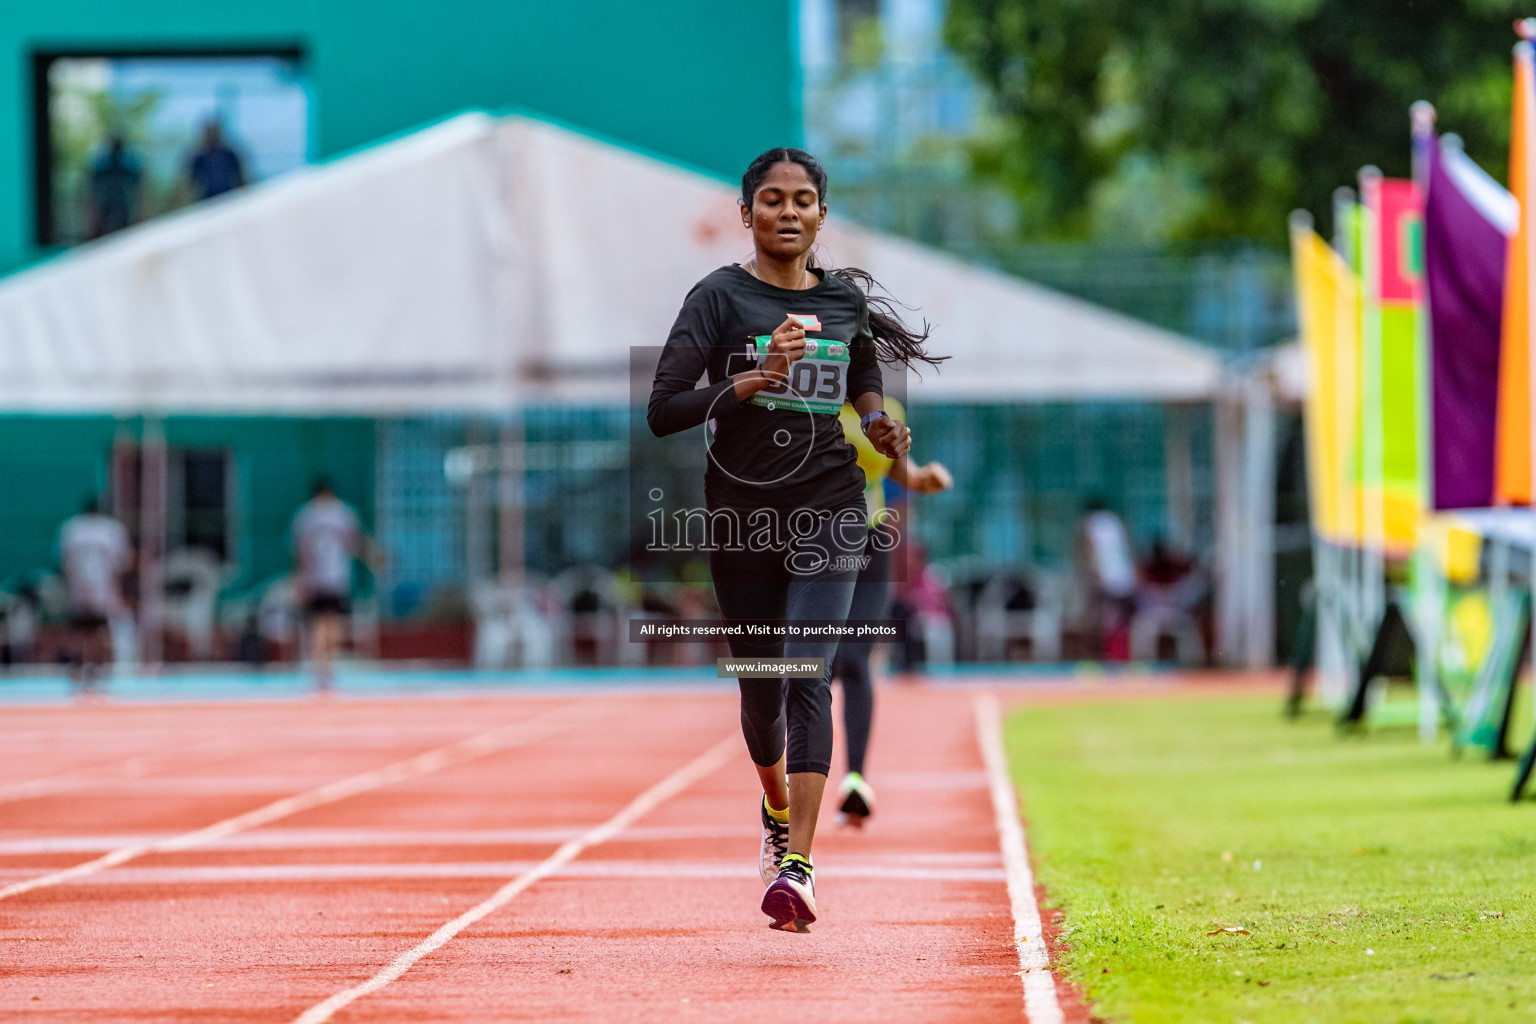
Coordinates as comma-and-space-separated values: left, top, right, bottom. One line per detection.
837, 771, 876, 826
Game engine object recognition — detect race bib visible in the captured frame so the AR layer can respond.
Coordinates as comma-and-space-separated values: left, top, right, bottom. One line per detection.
747, 335, 849, 415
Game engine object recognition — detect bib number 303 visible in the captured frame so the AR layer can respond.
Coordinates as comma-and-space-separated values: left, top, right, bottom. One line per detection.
747, 335, 849, 415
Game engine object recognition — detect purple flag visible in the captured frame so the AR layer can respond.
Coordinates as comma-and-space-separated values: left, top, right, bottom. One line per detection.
1426, 137, 1518, 509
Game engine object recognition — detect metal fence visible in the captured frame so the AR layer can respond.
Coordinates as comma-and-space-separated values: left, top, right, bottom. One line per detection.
912, 401, 1214, 571
372, 401, 1213, 613
377, 409, 635, 618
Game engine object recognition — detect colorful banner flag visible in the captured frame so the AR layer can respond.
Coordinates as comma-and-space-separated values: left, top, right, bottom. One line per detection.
1291, 220, 1363, 544
1424, 136, 1518, 509
1495, 41, 1536, 506
1359, 173, 1424, 552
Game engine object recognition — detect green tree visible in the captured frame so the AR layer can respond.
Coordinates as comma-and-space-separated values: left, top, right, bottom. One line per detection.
946, 0, 1525, 241
50, 80, 164, 243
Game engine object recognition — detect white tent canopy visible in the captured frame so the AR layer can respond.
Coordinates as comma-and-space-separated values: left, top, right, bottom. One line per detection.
0, 112, 1223, 413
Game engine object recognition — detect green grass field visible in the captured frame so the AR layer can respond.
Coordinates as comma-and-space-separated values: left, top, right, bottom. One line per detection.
1006, 691, 1536, 1023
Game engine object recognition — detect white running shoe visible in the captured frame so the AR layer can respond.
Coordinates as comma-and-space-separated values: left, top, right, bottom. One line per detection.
762, 853, 817, 932
759, 796, 790, 886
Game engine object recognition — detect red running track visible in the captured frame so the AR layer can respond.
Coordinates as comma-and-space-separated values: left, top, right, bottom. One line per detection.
0, 684, 1071, 1023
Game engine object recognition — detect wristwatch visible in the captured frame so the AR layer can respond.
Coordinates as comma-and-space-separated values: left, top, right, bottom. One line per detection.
860, 410, 889, 432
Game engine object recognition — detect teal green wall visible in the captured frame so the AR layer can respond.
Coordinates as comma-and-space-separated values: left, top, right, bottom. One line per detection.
0, 417, 117, 583
0, 416, 374, 593
0, 1, 797, 271
166, 418, 375, 594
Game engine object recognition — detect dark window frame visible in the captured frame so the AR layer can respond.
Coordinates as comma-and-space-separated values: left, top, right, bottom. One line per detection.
29, 43, 305, 247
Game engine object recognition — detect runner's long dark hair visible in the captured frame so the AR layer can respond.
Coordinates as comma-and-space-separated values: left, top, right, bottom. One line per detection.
741, 148, 947, 372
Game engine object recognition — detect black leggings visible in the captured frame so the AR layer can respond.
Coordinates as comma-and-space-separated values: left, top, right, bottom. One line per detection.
710, 507, 864, 776
831, 527, 893, 776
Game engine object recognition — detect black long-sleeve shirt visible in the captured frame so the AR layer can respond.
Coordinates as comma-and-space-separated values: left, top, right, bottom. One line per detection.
648, 265, 883, 513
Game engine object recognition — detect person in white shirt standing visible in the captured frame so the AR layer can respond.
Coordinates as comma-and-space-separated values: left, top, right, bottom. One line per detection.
291, 480, 373, 692
58, 497, 131, 693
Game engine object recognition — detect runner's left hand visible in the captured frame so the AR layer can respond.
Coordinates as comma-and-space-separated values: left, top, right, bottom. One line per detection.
908, 461, 953, 494
866, 416, 910, 459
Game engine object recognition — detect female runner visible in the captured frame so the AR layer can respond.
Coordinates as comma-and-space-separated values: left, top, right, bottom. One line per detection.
648, 148, 942, 932
831, 397, 952, 826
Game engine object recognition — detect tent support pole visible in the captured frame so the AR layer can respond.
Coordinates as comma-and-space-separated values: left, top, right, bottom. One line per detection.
1214, 377, 1277, 669
1242, 374, 1277, 667
1214, 390, 1244, 666
498, 415, 524, 585
137, 416, 167, 671
466, 419, 493, 586
1164, 403, 1195, 551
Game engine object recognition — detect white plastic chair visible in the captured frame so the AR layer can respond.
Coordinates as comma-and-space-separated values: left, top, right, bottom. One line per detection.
470, 580, 556, 669
974, 569, 1063, 662
161, 548, 224, 660
550, 566, 628, 665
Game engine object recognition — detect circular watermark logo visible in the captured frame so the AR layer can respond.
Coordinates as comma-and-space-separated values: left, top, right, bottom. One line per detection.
704, 382, 819, 487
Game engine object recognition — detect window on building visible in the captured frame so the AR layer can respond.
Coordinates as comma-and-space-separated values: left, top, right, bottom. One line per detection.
111, 445, 235, 563
32, 49, 310, 247
171, 449, 233, 562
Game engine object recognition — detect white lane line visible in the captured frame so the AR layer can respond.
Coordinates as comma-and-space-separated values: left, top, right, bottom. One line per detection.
0, 701, 593, 903
0, 726, 274, 806
291, 732, 739, 1024
10, 776, 348, 796
0, 830, 1000, 860
0, 723, 462, 744
0, 859, 1006, 885
0, 759, 161, 805
974, 691, 1065, 1024
0, 824, 766, 855
0, 716, 454, 806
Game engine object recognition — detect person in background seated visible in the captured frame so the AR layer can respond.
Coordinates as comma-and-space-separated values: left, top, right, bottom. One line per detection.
58, 497, 131, 693
1075, 497, 1137, 661
1140, 537, 1199, 598
1133, 537, 1208, 661
291, 480, 376, 692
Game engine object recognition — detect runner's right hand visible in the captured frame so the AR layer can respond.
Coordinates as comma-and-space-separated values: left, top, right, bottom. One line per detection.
759, 316, 807, 384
